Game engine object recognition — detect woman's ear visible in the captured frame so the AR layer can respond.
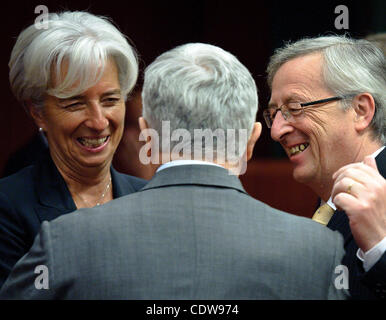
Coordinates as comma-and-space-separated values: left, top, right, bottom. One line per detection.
26, 101, 46, 130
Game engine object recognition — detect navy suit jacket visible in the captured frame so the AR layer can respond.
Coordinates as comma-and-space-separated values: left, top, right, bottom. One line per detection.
327, 147, 386, 299
0, 154, 147, 288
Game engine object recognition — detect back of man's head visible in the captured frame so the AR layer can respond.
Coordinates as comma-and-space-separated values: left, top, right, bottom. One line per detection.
141, 43, 258, 164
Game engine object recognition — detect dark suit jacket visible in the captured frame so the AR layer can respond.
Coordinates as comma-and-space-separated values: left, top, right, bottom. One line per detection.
0, 154, 147, 288
0, 164, 348, 299
2, 132, 49, 178
327, 147, 386, 299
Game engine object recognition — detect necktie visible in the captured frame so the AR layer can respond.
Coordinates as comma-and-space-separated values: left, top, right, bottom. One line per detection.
312, 203, 335, 225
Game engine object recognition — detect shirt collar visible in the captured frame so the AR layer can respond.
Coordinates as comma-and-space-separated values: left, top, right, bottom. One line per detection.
156, 160, 224, 173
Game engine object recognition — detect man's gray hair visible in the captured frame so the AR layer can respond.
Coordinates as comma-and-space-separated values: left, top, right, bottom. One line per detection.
9, 11, 138, 108
142, 43, 258, 161
267, 35, 386, 144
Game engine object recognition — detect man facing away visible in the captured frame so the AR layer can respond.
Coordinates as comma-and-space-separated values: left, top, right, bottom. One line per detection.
265, 35, 386, 299
0, 43, 348, 299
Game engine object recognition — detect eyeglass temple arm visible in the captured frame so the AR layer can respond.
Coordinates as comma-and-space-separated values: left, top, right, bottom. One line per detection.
301, 96, 345, 107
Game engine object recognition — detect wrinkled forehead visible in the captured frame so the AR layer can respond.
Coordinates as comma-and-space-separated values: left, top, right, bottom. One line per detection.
269, 53, 329, 104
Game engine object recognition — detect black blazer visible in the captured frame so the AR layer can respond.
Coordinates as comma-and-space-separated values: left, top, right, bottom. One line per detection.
327, 147, 386, 299
0, 154, 147, 288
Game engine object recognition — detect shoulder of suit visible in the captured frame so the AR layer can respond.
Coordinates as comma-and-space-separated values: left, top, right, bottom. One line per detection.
262, 204, 344, 241
0, 164, 36, 198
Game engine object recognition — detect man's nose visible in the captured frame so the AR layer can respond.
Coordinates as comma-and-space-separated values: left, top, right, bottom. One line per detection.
270, 110, 293, 142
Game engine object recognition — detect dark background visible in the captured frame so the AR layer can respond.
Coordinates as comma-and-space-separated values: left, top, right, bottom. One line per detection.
0, 0, 384, 216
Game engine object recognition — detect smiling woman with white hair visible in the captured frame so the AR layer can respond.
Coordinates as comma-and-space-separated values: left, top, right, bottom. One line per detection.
0, 11, 146, 288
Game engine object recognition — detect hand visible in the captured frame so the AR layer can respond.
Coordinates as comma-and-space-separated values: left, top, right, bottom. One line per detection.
331, 156, 386, 252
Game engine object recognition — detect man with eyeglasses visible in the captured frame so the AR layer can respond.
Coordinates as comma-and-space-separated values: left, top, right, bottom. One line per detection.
264, 35, 386, 299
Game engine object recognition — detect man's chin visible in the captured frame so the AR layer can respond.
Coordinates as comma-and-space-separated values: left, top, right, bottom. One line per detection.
292, 167, 314, 185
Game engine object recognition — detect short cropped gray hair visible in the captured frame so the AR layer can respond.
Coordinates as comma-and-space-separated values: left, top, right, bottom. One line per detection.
9, 11, 138, 108
142, 43, 258, 161
267, 35, 386, 144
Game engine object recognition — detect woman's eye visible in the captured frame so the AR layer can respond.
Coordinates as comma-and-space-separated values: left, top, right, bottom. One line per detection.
62, 102, 83, 109
103, 97, 121, 105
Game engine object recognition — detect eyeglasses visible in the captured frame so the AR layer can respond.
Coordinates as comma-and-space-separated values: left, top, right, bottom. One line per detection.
263, 96, 346, 128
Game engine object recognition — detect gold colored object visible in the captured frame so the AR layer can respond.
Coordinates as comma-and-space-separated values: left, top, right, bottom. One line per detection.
347, 183, 354, 195
312, 203, 335, 225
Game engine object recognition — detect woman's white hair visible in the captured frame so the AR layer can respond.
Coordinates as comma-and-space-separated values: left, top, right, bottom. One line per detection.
9, 11, 138, 108
267, 35, 386, 144
142, 43, 258, 161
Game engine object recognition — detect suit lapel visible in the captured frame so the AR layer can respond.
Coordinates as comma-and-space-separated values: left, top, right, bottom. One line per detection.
33, 158, 142, 222
375, 147, 386, 178
34, 155, 76, 222
327, 210, 351, 242
110, 167, 136, 197
141, 164, 248, 195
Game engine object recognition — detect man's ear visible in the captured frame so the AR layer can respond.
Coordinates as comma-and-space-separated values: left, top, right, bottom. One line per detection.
138, 116, 149, 132
246, 122, 262, 161
138, 116, 157, 161
26, 101, 46, 130
138, 116, 152, 150
352, 93, 375, 133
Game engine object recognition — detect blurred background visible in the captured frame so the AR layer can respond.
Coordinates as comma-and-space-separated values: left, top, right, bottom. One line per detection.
1, 0, 385, 217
